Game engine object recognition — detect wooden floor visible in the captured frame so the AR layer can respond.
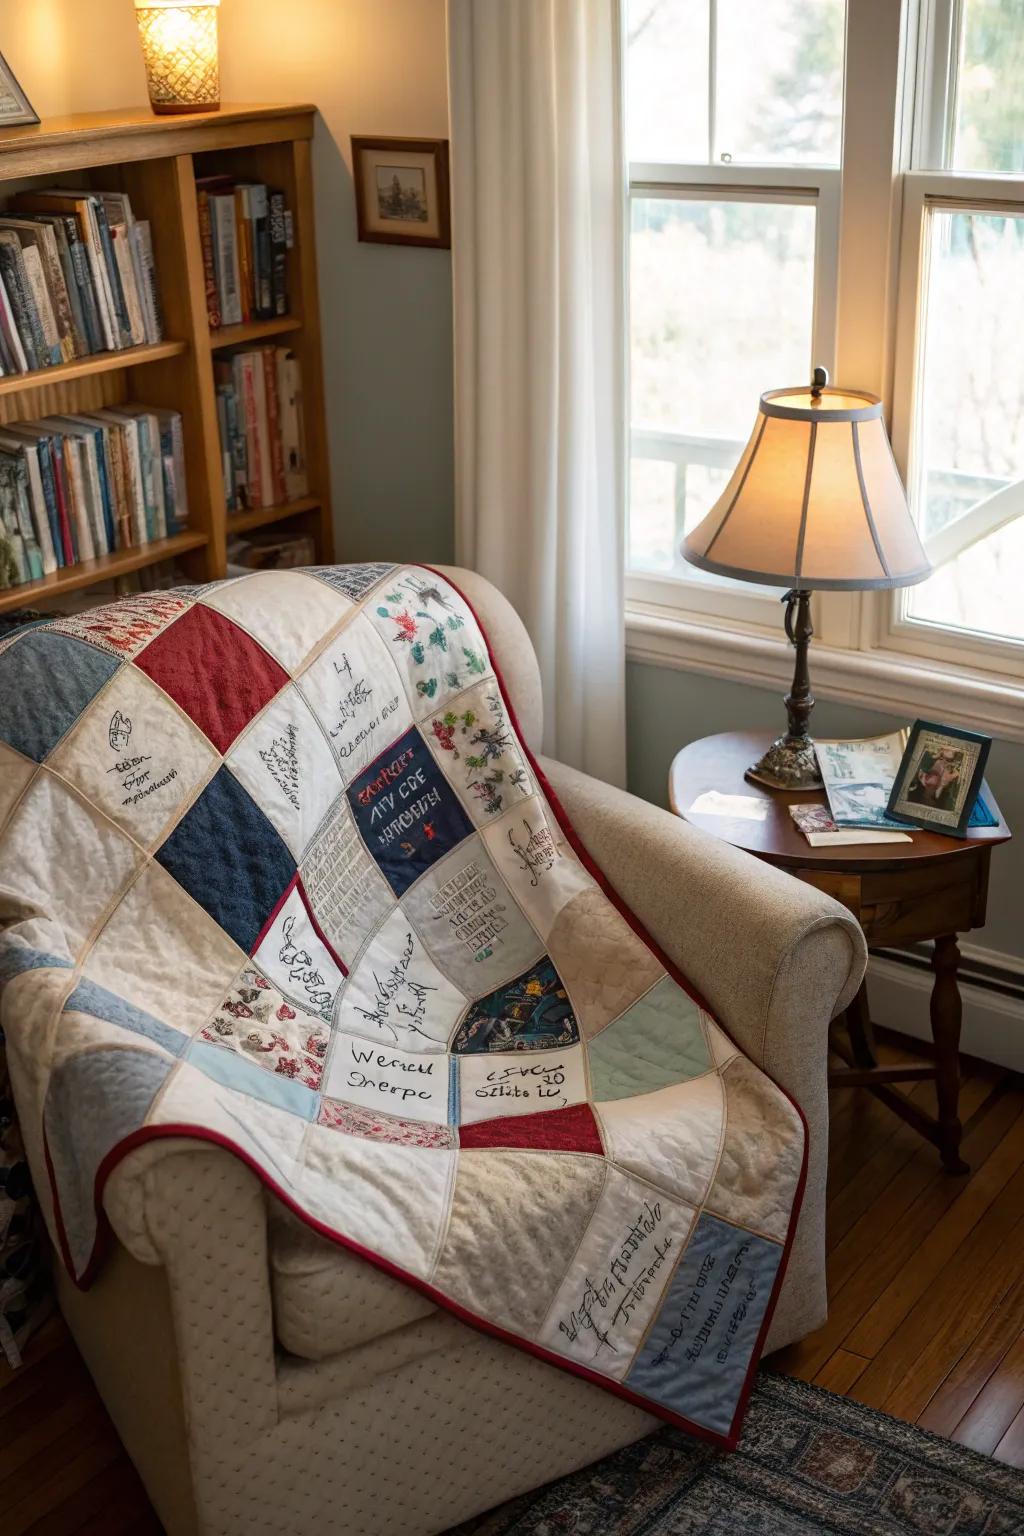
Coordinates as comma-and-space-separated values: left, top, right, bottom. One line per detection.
2, 1029, 1024, 1532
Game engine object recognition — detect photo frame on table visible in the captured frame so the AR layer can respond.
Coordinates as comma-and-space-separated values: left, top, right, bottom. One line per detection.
886, 718, 991, 838
0, 54, 38, 127
351, 136, 450, 249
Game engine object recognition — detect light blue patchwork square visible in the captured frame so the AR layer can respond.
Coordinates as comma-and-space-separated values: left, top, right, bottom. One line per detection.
63, 978, 187, 1059
0, 630, 120, 762
188, 1039, 319, 1121
627, 1211, 783, 1436
589, 977, 712, 1102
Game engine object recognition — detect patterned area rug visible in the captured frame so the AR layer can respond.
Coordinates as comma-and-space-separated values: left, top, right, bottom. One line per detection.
451, 1374, 1024, 1534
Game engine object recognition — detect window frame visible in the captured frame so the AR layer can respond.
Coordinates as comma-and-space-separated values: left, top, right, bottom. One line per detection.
624, 0, 1024, 737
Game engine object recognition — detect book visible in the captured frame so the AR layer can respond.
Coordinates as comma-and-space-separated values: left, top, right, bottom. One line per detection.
276, 347, 307, 500
268, 191, 288, 316
152, 407, 188, 532
197, 189, 221, 328
0, 432, 57, 574
815, 732, 913, 830
0, 219, 70, 364
0, 230, 46, 369
235, 185, 254, 324
132, 222, 162, 343
210, 191, 243, 327
262, 347, 287, 505
0, 270, 27, 373
788, 802, 911, 847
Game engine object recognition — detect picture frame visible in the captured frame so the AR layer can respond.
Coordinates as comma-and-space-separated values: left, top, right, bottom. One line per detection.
351, 136, 450, 249
886, 718, 991, 838
0, 54, 38, 128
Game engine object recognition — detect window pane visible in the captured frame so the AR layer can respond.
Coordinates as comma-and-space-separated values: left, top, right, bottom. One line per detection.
906, 209, 1024, 643
626, 0, 709, 163
626, 0, 845, 167
715, 0, 845, 166
628, 196, 816, 579
952, 0, 1024, 174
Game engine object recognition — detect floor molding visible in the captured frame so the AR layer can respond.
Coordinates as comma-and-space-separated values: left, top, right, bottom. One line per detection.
867, 949, 1024, 1074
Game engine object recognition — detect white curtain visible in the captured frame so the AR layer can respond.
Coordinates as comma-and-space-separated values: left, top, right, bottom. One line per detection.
447, 0, 627, 786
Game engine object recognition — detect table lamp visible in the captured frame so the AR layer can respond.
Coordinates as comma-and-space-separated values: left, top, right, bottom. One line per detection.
682, 367, 931, 790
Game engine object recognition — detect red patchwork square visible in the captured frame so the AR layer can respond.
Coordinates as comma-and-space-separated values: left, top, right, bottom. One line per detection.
134, 605, 289, 753
459, 1102, 603, 1154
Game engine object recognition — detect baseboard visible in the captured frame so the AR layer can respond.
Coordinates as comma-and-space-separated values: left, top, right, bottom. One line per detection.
867, 949, 1024, 1074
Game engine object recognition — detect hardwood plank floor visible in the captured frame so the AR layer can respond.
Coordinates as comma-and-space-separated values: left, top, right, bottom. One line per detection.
2, 1029, 1023, 1531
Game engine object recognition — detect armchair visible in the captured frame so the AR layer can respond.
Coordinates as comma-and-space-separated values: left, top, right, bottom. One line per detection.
49, 566, 866, 1536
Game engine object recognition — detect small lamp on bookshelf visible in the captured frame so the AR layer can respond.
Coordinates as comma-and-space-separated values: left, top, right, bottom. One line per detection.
134, 0, 221, 115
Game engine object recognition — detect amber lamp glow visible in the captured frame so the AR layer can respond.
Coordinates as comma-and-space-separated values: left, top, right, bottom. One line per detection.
134, 0, 221, 115
682, 368, 931, 791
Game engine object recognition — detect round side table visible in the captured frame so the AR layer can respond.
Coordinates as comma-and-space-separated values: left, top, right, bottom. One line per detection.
669, 730, 1012, 1174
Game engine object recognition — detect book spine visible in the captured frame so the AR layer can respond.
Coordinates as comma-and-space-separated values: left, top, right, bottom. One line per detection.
169, 412, 188, 528
123, 423, 148, 545
235, 187, 253, 325
0, 453, 41, 579
216, 388, 232, 509
113, 227, 146, 348
50, 221, 90, 358
277, 349, 308, 501
49, 439, 77, 564
0, 246, 39, 370
0, 291, 15, 375
81, 435, 109, 555
261, 347, 287, 505
105, 426, 130, 549
146, 413, 167, 538
268, 192, 288, 317
197, 191, 221, 329
21, 246, 61, 366
214, 195, 243, 327
33, 438, 63, 564
62, 217, 101, 355
91, 427, 117, 552
80, 204, 117, 351
19, 443, 57, 574
136, 222, 164, 342
0, 270, 27, 373
237, 353, 263, 508
93, 201, 132, 348
64, 439, 96, 562
37, 227, 77, 363
248, 185, 271, 319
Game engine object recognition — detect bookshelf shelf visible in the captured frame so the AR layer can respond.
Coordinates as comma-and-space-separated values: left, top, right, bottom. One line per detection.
0, 339, 189, 399
210, 316, 302, 350
0, 104, 333, 612
0, 530, 208, 614
228, 496, 320, 535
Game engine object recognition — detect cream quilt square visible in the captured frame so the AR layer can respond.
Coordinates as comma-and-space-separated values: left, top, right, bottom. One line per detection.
225, 683, 344, 862
201, 569, 352, 673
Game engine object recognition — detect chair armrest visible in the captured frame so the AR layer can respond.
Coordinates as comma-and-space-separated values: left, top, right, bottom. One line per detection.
539, 755, 867, 1088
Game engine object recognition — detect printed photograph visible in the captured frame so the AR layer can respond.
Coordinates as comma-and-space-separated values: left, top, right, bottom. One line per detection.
887, 720, 991, 836
376, 166, 429, 223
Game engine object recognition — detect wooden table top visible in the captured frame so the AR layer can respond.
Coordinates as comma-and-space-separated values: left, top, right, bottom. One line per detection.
669, 730, 1012, 873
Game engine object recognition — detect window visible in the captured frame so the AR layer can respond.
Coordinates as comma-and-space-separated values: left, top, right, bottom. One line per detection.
626, 0, 1024, 712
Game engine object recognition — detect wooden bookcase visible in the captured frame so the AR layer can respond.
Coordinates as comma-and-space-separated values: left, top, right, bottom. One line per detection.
0, 104, 334, 616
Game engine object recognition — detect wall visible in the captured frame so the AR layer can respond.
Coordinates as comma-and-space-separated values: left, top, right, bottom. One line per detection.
0, 0, 455, 566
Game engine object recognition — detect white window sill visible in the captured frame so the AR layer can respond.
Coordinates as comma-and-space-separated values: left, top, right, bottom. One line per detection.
625, 603, 1024, 744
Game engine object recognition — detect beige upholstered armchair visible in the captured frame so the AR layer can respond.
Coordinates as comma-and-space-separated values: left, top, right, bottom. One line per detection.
51, 569, 866, 1536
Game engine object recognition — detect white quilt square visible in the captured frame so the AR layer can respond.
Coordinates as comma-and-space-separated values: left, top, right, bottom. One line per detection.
297, 612, 414, 785
0, 772, 142, 959
0, 741, 34, 832
200, 569, 352, 673
84, 861, 246, 1034
537, 1167, 697, 1379
49, 665, 218, 848
225, 684, 343, 861
299, 798, 394, 966
458, 1043, 588, 1126
251, 882, 346, 1023
424, 679, 534, 823
365, 568, 493, 719
595, 1073, 726, 1210
336, 904, 467, 1053
480, 796, 593, 942
324, 1031, 452, 1124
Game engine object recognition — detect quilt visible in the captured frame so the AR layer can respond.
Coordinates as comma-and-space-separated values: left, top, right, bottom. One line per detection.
0, 564, 805, 1447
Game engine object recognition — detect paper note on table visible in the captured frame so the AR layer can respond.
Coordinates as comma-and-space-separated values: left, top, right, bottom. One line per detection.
687, 791, 769, 821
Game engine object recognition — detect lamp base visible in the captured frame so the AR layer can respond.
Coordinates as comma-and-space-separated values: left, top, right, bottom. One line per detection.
745, 734, 823, 792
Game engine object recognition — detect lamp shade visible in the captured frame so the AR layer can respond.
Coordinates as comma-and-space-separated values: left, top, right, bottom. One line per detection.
682, 384, 931, 590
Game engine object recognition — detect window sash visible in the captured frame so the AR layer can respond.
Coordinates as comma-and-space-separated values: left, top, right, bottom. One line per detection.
626, 164, 840, 620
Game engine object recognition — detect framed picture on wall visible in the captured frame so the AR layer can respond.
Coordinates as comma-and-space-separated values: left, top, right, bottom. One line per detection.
351, 136, 450, 249
0, 54, 38, 127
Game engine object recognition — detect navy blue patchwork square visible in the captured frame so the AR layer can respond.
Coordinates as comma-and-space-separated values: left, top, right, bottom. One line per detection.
348, 726, 474, 898
155, 766, 297, 954
0, 630, 120, 762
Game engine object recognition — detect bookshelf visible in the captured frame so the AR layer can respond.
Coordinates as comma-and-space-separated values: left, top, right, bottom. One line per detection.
0, 104, 333, 616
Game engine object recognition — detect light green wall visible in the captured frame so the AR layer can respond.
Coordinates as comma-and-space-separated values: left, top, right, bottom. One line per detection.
626, 661, 1022, 961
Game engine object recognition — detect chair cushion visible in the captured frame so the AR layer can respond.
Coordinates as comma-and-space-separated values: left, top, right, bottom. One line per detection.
269, 1203, 436, 1360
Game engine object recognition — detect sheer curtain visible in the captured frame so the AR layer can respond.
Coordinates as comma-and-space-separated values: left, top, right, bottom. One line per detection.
447, 0, 626, 785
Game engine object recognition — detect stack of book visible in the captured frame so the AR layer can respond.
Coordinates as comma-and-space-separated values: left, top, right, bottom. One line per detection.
0, 406, 189, 589
196, 176, 292, 329
215, 346, 306, 513
0, 190, 162, 373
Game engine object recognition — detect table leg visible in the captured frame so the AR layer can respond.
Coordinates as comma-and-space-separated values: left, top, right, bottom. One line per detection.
931, 934, 969, 1175
843, 981, 878, 1070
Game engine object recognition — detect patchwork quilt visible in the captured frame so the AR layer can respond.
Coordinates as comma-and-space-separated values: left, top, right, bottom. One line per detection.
0, 564, 805, 1447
